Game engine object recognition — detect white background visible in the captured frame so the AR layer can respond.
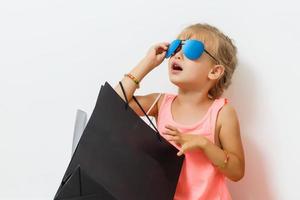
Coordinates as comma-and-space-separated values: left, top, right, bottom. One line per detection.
0, 0, 299, 199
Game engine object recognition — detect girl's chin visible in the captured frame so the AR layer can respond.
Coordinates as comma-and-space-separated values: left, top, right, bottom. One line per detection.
169, 77, 186, 87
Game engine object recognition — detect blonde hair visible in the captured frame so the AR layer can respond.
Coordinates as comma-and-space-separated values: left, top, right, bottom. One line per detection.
177, 23, 238, 99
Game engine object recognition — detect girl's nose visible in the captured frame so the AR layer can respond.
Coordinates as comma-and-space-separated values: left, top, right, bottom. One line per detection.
174, 45, 183, 60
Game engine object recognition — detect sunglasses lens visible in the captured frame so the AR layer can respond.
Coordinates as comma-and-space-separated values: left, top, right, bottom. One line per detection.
183, 40, 205, 60
166, 39, 181, 58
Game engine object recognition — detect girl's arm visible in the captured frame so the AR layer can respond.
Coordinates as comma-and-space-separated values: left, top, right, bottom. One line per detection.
113, 42, 169, 115
114, 58, 153, 102
201, 104, 245, 182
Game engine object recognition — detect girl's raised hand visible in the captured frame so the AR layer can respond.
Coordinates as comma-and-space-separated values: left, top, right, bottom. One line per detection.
163, 124, 208, 156
143, 42, 170, 70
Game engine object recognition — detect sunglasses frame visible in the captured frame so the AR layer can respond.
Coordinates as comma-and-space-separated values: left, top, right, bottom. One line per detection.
167, 39, 220, 64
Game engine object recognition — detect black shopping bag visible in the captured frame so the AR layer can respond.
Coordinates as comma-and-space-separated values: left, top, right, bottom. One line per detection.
54, 81, 184, 200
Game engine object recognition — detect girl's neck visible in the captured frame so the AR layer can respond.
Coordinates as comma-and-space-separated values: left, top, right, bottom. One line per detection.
176, 89, 213, 107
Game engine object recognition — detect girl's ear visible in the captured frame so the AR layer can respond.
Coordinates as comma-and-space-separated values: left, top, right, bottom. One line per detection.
208, 65, 225, 80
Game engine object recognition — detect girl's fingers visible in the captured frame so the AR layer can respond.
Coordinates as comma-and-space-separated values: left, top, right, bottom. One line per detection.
155, 45, 168, 52
155, 42, 169, 50
162, 130, 177, 136
165, 124, 178, 131
177, 144, 188, 156
177, 149, 185, 156
153, 46, 168, 56
165, 135, 180, 142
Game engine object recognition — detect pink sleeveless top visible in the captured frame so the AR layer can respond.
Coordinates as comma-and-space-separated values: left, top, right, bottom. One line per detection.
156, 93, 232, 200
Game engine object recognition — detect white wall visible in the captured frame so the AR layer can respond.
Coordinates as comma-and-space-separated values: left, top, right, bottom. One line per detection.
1, 0, 299, 199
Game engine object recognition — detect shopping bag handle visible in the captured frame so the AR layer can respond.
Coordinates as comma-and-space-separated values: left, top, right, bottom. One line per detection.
119, 81, 161, 141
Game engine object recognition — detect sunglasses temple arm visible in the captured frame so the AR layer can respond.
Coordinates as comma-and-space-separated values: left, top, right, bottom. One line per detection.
204, 49, 219, 64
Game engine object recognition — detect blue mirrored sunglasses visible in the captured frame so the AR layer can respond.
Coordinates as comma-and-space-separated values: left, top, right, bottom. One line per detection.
165, 39, 219, 63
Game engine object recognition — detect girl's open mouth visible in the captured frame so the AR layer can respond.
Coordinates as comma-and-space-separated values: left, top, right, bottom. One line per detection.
171, 62, 183, 71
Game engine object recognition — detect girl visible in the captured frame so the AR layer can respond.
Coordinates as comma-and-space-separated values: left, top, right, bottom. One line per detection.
114, 23, 245, 200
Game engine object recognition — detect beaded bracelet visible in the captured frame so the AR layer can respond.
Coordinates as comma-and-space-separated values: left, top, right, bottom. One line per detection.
124, 73, 140, 88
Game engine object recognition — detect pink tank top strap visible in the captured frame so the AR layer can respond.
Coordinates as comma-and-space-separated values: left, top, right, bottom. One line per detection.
210, 98, 229, 143
157, 93, 173, 119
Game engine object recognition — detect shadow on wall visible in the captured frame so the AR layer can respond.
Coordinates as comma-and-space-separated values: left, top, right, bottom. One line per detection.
223, 61, 275, 200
